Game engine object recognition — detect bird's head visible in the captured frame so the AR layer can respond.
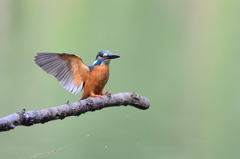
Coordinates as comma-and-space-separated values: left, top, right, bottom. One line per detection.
96, 50, 120, 60
89, 50, 120, 70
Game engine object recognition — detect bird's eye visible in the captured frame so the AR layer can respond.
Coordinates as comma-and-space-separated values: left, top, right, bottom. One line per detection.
103, 53, 107, 57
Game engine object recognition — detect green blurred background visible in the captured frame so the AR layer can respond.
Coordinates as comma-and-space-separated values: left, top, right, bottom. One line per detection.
0, 0, 239, 159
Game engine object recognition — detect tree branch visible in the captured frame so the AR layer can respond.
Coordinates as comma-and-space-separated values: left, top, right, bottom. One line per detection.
0, 92, 150, 132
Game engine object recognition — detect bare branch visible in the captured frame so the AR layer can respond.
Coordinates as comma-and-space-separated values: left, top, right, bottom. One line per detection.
0, 92, 150, 132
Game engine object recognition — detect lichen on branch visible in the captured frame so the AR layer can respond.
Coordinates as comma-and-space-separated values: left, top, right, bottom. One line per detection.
0, 92, 150, 132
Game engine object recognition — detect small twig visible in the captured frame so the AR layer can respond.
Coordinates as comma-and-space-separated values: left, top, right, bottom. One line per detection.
0, 92, 150, 132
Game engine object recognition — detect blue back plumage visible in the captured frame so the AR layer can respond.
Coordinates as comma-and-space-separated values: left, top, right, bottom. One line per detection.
89, 59, 106, 71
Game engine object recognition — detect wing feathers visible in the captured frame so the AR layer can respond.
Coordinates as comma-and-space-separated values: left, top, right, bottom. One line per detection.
35, 53, 89, 95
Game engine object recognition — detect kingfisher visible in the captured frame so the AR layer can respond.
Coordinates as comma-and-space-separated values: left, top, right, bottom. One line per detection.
35, 50, 120, 99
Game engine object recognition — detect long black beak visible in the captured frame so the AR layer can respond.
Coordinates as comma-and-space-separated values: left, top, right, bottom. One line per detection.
107, 54, 120, 59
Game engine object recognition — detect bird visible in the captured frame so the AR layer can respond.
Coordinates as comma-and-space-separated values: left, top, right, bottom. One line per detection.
35, 50, 120, 99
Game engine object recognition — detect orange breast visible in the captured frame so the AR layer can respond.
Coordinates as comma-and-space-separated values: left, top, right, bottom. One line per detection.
82, 64, 109, 99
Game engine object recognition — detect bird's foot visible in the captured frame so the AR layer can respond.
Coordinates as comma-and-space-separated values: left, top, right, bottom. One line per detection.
91, 94, 104, 98
102, 91, 110, 95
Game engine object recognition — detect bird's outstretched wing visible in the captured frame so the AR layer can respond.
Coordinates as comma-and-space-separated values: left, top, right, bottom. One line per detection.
35, 53, 89, 95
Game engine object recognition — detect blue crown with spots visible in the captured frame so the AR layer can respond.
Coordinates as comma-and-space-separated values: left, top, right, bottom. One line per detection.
96, 50, 112, 58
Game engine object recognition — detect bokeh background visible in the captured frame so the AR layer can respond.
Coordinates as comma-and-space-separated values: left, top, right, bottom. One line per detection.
0, 0, 239, 159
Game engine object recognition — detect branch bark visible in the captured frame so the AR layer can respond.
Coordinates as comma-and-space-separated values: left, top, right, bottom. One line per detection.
0, 92, 150, 132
